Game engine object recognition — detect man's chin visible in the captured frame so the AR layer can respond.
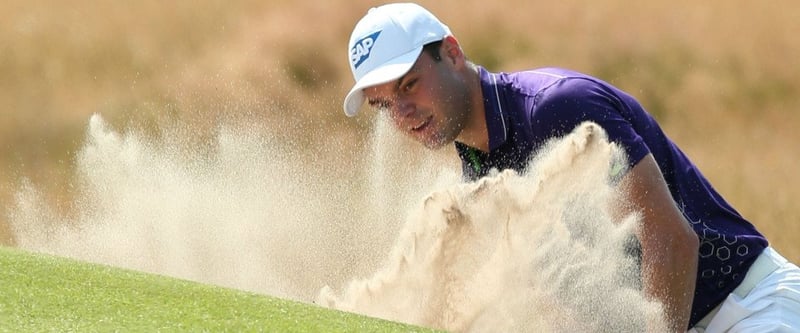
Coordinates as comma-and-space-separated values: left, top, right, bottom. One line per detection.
407, 130, 456, 150
420, 137, 453, 150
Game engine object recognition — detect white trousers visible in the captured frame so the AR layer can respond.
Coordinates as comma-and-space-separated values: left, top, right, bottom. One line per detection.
689, 247, 800, 333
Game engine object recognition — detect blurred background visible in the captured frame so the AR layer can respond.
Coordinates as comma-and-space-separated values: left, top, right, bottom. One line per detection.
1, 0, 798, 261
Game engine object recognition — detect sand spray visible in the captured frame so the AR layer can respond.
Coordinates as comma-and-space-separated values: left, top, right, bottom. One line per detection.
9, 114, 666, 331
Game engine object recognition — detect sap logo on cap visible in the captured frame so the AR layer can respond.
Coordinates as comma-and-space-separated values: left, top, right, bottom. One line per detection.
350, 31, 381, 69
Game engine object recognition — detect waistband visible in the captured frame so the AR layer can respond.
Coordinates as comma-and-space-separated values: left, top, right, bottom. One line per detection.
693, 247, 785, 330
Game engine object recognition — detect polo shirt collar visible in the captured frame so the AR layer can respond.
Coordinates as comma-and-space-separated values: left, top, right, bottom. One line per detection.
477, 66, 509, 151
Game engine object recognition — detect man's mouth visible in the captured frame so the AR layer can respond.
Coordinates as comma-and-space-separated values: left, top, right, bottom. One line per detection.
410, 116, 431, 132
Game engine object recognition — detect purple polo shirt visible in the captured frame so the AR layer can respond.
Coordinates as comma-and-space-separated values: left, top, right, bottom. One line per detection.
455, 66, 768, 327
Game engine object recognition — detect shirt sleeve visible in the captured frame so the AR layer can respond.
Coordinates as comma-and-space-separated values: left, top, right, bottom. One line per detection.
529, 77, 652, 169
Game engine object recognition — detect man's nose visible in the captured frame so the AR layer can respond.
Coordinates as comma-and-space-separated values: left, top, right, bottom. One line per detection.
390, 97, 415, 118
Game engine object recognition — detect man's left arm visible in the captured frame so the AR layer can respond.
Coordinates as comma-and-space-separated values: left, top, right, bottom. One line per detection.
620, 153, 699, 332
533, 78, 700, 330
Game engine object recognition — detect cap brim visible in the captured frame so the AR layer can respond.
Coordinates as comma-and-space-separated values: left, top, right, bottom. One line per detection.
343, 46, 423, 117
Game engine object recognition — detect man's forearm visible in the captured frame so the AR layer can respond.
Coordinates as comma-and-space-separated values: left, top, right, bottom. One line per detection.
641, 235, 698, 332
621, 154, 699, 332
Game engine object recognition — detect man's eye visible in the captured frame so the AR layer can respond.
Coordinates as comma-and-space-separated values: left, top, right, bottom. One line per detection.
402, 79, 417, 92
370, 100, 391, 110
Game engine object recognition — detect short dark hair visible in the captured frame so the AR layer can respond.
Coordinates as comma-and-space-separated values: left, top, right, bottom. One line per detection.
422, 40, 443, 61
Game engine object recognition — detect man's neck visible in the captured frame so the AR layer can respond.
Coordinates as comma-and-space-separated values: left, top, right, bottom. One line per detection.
455, 64, 490, 152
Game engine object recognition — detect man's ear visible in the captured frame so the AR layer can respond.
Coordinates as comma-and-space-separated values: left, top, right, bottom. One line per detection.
441, 35, 465, 66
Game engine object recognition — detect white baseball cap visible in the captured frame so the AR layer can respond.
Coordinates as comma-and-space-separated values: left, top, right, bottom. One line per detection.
343, 3, 451, 117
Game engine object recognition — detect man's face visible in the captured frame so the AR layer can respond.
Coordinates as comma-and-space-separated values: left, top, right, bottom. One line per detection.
362, 49, 471, 149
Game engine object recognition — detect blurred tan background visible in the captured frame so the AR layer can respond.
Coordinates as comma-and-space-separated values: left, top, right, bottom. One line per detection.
1, 0, 798, 261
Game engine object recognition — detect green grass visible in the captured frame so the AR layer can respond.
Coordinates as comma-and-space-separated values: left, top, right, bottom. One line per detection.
0, 246, 437, 332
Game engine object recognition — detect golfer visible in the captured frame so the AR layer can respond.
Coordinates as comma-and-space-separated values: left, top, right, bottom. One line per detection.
343, 3, 800, 332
